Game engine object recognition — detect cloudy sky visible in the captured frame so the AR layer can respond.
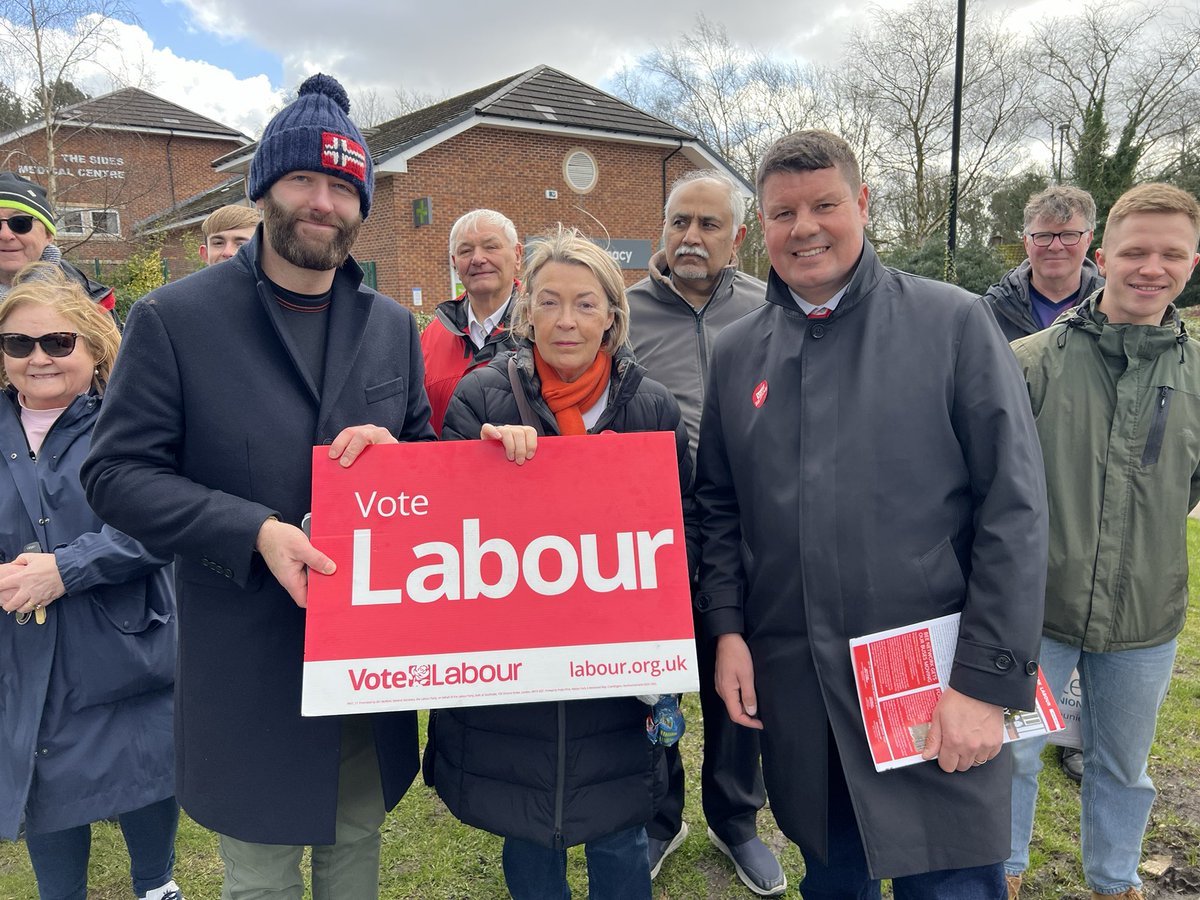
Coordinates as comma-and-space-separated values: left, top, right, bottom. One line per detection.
38, 0, 1064, 138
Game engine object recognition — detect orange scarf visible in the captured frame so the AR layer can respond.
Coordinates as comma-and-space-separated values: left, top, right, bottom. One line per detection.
533, 347, 611, 436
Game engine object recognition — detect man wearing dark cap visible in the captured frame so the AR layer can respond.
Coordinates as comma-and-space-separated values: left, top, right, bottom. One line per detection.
0, 171, 117, 315
83, 74, 435, 898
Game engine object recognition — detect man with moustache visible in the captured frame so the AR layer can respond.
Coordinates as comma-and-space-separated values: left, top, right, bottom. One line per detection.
627, 170, 783, 896
83, 75, 435, 899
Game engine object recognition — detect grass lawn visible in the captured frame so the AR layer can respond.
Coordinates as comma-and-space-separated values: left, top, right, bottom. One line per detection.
3, 525, 1199, 899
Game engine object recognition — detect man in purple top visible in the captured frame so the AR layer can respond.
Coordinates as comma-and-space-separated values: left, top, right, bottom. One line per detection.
984, 183, 1103, 785
983, 186, 1104, 343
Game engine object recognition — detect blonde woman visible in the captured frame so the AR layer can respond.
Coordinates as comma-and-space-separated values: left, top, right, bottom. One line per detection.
426, 228, 695, 899
0, 265, 180, 900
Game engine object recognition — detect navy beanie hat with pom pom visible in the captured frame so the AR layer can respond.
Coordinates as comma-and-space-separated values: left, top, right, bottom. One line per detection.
248, 73, 374, 218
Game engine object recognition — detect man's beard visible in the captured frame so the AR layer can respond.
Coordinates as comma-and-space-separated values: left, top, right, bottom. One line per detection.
263, 194, 361, 271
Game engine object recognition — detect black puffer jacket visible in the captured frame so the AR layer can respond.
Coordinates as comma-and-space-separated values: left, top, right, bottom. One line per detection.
424, 341, 691, 849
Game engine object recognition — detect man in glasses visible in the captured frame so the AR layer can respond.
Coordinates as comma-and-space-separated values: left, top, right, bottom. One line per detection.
83, 74, 435, 899
985, 185, 1103, 786
984, 186, 1104, 343
0, 171, 118, 318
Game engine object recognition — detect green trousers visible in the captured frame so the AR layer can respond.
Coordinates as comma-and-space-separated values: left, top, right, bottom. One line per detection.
218, 717, 386, 900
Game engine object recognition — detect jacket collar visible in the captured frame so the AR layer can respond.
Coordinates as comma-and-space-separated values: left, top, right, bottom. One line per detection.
240, 225, 376, 426
1060, 289, 1188, 362
2, 388, 99, 534
434, 282, 518, 337
762, 238, 879, 318
646, 249, 739, 309
511, 340, 644, 413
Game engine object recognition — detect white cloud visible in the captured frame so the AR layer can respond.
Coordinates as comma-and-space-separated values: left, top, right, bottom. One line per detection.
85, 20, 284, 136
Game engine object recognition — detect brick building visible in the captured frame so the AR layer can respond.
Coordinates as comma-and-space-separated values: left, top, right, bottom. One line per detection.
173, 66, 748, 309
0, 87, 250, 278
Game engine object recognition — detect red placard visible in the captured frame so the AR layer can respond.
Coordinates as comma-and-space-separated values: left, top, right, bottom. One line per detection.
301, 432, 698, 715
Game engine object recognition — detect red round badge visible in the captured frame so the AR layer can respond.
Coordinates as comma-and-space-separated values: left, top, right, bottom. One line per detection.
752, 380, 768, 408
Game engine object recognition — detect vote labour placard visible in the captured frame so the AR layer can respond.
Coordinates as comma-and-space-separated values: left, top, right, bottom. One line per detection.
301, 431, 699, 715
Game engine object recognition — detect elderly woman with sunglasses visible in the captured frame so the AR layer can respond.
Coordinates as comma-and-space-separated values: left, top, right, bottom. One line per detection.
0, 264, 181, 900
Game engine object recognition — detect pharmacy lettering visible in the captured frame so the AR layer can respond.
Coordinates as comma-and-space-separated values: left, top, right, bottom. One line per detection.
301, 433, 699, 715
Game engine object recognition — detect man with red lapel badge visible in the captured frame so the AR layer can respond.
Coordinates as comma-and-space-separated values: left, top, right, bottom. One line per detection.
693, 130, 1048, 896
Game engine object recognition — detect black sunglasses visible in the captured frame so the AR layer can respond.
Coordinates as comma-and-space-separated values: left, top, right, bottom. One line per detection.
0, 332, 79, 358
0, 215, 36, 235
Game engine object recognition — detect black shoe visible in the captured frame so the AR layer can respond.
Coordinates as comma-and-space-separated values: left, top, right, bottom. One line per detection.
648, 821, 688, 880
1059, 746, 1083, 783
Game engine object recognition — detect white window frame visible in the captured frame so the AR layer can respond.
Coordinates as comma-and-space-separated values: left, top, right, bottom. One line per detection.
57, 207, 121, 238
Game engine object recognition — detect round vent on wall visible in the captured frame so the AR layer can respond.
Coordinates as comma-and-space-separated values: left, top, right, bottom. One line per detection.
563, 149, 598, 193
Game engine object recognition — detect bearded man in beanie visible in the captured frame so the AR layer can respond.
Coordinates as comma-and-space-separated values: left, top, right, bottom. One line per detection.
0, 171, 118, 317
83, 74, 435, 898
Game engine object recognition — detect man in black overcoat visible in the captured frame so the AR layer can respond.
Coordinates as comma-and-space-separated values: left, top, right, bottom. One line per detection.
694, 130, 1048, 895
83, 74, 435, 898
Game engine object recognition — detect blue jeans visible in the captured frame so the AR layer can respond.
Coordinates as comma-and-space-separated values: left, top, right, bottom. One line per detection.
501, 827, 651, 900
1007, 635, 1177, 894
800, 736, 1005, 900
25, 796, 179, 900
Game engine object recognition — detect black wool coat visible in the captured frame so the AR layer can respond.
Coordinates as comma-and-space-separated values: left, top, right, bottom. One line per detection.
82, 235, 435, 844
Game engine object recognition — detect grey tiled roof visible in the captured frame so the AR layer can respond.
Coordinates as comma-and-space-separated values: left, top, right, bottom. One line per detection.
370, 66, 694, 159
136, 177, 249, 232
53, 87, 248, 139
220, 66, 695, 170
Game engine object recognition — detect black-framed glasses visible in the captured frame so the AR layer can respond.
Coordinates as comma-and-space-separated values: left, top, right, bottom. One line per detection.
0, 332, 79, 358
1026, 230, 1089, 247
0, 215, 36, 235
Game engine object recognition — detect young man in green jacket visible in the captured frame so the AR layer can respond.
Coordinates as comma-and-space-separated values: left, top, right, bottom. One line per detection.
1006, 183, 1200, 900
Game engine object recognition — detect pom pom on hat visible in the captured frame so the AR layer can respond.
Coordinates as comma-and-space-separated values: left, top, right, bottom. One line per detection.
248, 72, 374, 218
298, 74, 350, 113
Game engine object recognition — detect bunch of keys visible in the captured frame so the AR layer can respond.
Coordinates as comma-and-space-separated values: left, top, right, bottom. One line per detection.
15, 606, 45, 625
14, 541, 46, 626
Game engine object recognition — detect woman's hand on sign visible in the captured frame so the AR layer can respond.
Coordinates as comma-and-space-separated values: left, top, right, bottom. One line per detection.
482, 424, 538, 465
328, 424, 398, 468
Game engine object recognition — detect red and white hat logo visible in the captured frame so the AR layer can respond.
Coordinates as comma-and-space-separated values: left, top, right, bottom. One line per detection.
752, 380, 768, 408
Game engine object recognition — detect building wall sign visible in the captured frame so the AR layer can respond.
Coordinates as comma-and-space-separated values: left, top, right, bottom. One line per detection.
525, 236, 652, 271
600, 239, 652, 270
17, 153, 127, 180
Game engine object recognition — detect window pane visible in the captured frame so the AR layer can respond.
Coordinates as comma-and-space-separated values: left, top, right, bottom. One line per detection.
59, 210, 85, 236
92, 210, 119, 236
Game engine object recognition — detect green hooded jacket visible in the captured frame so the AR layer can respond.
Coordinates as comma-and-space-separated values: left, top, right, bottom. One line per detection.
1012, 292, 1200, 652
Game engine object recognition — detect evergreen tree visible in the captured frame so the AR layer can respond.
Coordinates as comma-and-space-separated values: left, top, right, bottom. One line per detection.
0, 81, 26, 133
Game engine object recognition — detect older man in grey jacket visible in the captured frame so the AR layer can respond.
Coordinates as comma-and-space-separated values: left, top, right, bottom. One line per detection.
628, 170, 782, 896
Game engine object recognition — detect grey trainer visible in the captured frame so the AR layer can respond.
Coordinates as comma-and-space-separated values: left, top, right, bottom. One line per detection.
707, 828, 787, 896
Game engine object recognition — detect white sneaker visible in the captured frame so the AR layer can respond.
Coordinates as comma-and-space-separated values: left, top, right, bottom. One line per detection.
138, 880, 183, 900
648, 820, 689, 879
